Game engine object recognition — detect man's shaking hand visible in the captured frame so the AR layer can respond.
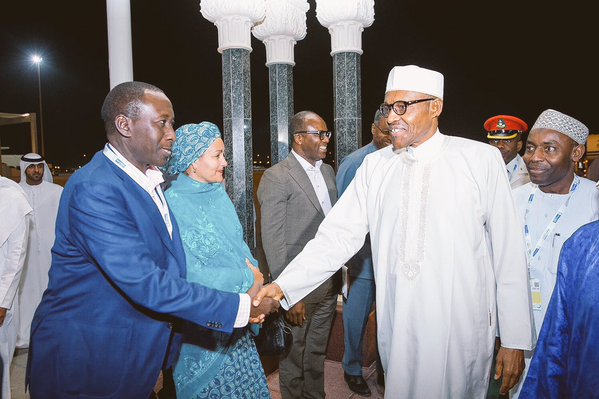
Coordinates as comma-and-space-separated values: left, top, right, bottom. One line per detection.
245, 260, 281, 324
253, 282, 285, 307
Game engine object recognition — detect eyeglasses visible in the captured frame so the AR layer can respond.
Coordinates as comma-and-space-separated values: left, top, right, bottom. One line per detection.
294, 130, 332, 140
379, 98, 436, 117
372, 123, 390, 135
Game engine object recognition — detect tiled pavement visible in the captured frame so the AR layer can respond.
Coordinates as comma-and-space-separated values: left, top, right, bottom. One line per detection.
9, 351, 383, 399
10, 349, 29, 399
267, 360, 384, 399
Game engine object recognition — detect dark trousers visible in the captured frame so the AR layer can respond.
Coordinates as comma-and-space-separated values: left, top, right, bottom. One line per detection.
279, 293, 338, 399
342, 276, 376, 376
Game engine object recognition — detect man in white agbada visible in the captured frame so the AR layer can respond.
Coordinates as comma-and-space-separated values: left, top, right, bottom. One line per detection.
509, 109, 599, 398
254, 65, 533, 398
0, 176, 32, 399
17, 153, 63, 348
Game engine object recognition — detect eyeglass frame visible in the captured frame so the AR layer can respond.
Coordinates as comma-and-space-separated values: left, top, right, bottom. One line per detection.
294, 130, 332, 140
379, 98, 436, 117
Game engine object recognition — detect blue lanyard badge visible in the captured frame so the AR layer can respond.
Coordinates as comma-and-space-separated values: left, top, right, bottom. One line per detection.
523, 175, 580, 260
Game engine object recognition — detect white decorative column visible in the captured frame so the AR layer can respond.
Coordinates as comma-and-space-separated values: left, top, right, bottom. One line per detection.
252, 0, 309, 165
316, 0, 374, 166
201, 0, 266, 248
106, 0, 133, 89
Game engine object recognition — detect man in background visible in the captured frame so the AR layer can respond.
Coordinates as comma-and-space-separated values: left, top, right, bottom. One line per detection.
336, 109, 390, 396
485, 114, 530, 188
484, 115, 529, 398
17, 153, 63, 349
258, 111, 340, 399
586, 157, 599, 181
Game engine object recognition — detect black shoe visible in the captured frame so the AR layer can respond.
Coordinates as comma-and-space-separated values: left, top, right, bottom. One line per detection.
344, 373, 372, 397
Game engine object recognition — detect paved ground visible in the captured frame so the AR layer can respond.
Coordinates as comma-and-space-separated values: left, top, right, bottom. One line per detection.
10, 349, 28, 399
267, 361, 384, 399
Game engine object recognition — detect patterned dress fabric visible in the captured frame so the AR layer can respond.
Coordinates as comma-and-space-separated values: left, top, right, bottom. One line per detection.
166, 174, 269, 398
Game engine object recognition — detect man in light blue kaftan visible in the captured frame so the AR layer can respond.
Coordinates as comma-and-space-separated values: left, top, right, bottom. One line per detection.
520, 219, 599, 398
510, 109, 598, 398
164, 122, 270, 399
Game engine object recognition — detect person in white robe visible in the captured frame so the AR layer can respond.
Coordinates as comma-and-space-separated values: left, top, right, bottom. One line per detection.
484, 114, 530, 188
17, 153, 63, 348
0, 176, 32, 399
254, 65, 533, 399
509, 109, 599, 398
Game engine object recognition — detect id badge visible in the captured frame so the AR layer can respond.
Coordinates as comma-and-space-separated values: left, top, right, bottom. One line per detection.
530, 278, 542, 310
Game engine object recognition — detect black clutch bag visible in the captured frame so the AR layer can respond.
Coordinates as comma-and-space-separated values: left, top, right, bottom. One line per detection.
253, 311, 292, 356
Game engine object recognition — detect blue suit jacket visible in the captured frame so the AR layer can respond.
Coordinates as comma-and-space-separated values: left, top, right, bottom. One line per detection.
336, 142, 376, 280
27, 151, 240, 398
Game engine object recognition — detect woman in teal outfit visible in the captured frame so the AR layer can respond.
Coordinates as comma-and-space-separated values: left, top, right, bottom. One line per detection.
164, 122, 270, 399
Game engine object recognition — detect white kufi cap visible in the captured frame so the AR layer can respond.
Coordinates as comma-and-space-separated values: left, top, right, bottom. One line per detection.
531, 109, 589, 145
385, 65, 444, 99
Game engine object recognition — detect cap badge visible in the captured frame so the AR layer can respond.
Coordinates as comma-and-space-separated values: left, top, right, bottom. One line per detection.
496, 119, 506, 129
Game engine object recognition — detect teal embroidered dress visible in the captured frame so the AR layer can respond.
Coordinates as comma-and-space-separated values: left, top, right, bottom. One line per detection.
166, 174, 269, 399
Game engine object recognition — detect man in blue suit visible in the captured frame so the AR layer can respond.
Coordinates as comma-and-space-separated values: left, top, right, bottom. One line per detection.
26, 81, 277, 399
336, 110, 391, 396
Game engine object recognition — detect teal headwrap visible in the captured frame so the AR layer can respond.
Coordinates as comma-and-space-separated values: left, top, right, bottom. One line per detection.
165, 122, 221, 175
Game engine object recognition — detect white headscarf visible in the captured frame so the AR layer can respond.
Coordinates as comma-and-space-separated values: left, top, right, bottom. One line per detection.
19, 153, 53, 184
0, 176, 32, 245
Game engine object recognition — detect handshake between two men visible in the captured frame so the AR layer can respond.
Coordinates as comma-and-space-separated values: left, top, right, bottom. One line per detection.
246, 259, 283, 324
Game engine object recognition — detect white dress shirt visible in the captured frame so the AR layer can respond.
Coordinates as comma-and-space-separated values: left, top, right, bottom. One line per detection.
291, 149, 333, 215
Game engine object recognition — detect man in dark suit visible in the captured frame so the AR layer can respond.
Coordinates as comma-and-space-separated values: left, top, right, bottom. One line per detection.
258, 111, 341, 399
26, 81, 276, 399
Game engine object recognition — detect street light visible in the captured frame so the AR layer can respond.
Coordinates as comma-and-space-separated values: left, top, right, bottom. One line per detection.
32, 54, 45, 157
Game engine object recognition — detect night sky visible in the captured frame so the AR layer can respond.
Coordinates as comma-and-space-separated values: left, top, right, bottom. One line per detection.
1, 0, 595, 169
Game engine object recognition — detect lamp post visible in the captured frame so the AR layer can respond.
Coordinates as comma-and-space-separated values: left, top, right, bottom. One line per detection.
32, 54, 45, 157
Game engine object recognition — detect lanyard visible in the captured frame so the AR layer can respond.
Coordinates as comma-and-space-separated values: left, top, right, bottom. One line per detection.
524, 175, 580, 260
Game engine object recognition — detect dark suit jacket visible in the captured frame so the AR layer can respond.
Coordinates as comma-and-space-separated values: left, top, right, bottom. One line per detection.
257, 153, 340, 305
27, 151, 239, 399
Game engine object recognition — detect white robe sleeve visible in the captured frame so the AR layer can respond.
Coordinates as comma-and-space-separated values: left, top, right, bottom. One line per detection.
275, 158, 371, 309
0, 218, 29, 309
485, 150, 533, 350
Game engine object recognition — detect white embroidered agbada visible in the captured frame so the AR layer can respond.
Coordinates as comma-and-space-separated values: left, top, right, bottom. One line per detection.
17, 177, 62, 347
274, 131, 533, 398
0, 176, 32, 399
